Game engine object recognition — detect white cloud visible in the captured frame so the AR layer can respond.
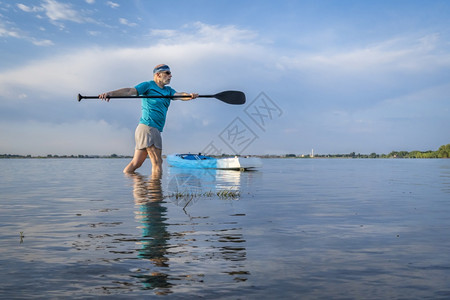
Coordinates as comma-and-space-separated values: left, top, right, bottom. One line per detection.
0, 20, 53, 46
31, 38, 54, 46
119, 18, 137, 27
149, 29, 178, 38
0, 22, 20, 38
42, 0, 83, 23
280, 33, 450, 74
18, 0, 95, 24
17, 3, 39, 13
87, 30, 101, 36
150, 22, 258, 44
107, 1, 120, 9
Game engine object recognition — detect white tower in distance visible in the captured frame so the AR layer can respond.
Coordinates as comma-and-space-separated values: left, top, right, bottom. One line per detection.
310, 149, 314, 158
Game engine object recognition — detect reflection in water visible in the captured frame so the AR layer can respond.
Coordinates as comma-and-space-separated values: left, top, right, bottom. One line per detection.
166, 168, 244, 207
131, 173, 172, 294
165, 167, 250, 284
130, 169, 250, 294
168, 167, 243, 189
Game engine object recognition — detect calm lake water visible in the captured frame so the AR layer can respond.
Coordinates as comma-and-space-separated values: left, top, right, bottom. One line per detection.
1, 158, 450, 299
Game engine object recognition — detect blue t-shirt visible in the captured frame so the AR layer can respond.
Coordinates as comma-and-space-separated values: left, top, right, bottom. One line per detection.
135, 81, 176, 132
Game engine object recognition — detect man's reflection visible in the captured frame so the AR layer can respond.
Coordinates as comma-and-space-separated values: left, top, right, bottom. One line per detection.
131, 173, 172, 293
130, 170, 251, 291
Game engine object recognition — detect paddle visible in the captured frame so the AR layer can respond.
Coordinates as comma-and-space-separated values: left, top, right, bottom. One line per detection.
77, 90, 246, 105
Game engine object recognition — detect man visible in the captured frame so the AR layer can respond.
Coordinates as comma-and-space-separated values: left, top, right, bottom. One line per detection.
99, 64, 198, 175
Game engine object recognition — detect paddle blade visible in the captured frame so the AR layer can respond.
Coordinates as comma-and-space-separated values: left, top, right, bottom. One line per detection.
214, 91, 246, 105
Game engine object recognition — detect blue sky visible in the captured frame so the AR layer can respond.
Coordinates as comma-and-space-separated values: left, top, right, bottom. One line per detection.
0, 0, 449, 156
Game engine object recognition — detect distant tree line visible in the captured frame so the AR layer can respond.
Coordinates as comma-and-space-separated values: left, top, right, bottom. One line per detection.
384, 144, 450, 158
302, 143, 450, 159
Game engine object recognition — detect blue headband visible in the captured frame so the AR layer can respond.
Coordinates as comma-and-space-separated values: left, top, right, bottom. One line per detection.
153, 65, 170, 74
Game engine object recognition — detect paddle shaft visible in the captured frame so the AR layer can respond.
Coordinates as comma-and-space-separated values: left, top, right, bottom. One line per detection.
78, 94, 212, 101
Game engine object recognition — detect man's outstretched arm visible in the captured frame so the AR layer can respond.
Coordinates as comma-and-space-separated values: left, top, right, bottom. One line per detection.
173, 92, 199, 101
99, 88, 138, 102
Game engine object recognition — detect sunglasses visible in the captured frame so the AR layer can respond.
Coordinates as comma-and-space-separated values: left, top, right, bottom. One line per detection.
161, 71, 171, 75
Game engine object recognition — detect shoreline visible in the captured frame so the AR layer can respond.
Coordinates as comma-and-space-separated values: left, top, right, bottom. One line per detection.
1, 143, 448, 159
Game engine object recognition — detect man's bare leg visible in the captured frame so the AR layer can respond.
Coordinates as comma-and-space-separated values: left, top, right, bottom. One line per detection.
123, 149, 148, 174
146, 145, 163, 175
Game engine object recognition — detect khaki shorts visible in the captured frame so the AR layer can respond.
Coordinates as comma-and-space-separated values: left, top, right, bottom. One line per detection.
135, 124, 162, 150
